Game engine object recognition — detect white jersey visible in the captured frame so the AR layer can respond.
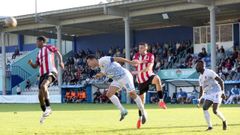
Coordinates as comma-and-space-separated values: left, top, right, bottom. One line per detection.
99, 56, 127, 81
199, 69, 221, 95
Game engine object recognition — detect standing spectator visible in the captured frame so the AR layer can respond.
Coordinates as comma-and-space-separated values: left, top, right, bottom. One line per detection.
25, 79, 31, 91
16, 85, 21, 95
198, 47, 208, 58
12, 47, 20, 59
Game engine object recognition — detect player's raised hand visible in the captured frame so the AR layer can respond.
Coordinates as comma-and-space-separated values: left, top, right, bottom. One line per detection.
28, 60, 32, 65
59, 62, 64, 69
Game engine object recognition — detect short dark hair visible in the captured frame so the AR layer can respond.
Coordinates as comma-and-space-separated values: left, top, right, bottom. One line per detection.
37, 36, 47, 43
196, 59, 204, 64
86, 55, 97, 60
138, 42, 148, 47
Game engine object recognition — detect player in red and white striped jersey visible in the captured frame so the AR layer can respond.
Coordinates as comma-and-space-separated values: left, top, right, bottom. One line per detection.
28, 36, 64, 124
132, 42, 167, 129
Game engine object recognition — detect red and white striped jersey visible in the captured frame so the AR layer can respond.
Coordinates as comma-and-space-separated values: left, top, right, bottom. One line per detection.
133, 52, 155, 83
36, 45, 58, 76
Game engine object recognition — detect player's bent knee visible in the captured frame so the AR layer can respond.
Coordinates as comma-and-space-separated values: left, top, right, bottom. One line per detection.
213, 109, 218, 114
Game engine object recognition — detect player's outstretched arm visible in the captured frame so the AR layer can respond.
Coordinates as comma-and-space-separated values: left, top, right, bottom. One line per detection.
113, 57, 139, 66
56, 51, 64, 69
28, 60, 38, 69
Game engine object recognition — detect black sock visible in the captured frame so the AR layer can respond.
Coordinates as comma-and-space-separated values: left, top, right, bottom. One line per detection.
138, 110, 142, 117
41, 105, 46, 112
157, 91, 163, 99
45, 99, 50, 107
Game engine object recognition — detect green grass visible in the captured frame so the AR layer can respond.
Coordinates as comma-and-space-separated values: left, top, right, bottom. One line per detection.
0, 104, 239, 135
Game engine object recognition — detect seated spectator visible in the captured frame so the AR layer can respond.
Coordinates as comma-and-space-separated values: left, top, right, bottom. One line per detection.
65, 90, 71, 103
224, 58, 233, 71
12, 47, 20, 59
25, 79, 31, 91
16, 85, 21, 95
198, 47, 208, 58
77, 89, 87, 103
186, 88, 199, 104
177, 88, 188, 104
70, 90, 77, 103
225, 85, 239, 104
93, 89, 102, 103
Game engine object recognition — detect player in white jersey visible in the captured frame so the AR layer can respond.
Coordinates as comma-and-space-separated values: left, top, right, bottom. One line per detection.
86, 55, 147, 124
196, 60, 227, 131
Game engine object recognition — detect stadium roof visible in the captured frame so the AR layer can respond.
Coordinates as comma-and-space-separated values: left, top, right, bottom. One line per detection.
0, 0, 240, 40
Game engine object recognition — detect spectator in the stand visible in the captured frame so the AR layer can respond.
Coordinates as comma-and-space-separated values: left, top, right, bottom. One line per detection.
65, 90, 71, 103
150, 93, 159, 104
198, 47, 208, 58
232, 47, 239, 60
225, 85, 239, 104
100, 89, 109, 103
177, 88, 187, 104
76, 89, 86, 103
25, 79, 31, 91
16, 85, 21, 95
70, 90, 77, 103
217, 46, 226, 63
93, 89, 102, 103
224, 58, 233, 71
12, 47, 20, 59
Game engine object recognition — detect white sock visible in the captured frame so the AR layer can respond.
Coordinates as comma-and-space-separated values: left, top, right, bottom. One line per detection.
215, 110, 226, 121
134, 96, 145, 116
109, 95, 125, 112
204, 110, 212, 127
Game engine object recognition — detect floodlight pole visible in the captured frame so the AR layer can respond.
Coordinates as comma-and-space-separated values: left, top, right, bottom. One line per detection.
1, 32, 6, 95
56, 25, 62, 92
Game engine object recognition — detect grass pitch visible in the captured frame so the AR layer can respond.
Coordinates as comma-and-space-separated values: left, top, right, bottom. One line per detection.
0, 103, 239, 135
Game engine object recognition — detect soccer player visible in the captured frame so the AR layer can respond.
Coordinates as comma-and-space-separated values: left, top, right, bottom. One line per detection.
28, 36, 64, 123
196, 60, 227, 131
86, 55, 147, 123
131, 42, 166, 128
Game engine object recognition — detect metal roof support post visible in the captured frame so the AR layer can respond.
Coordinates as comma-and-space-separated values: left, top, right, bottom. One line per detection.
1, 32, 6, 95
208, 3, 216, 71
56, 25, 62, 93
123, 16, 130, 71
104, 6, 131, 103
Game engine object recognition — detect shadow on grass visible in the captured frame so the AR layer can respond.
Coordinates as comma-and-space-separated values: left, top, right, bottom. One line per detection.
94, 123, 240, 134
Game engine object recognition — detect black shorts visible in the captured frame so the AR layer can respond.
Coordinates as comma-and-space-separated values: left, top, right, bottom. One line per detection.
38, 72, 57, 89
138, 75, 156, 95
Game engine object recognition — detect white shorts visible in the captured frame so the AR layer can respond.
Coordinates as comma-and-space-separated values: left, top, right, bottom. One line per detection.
204, 92, 223, 104
110, 70, 135, 92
